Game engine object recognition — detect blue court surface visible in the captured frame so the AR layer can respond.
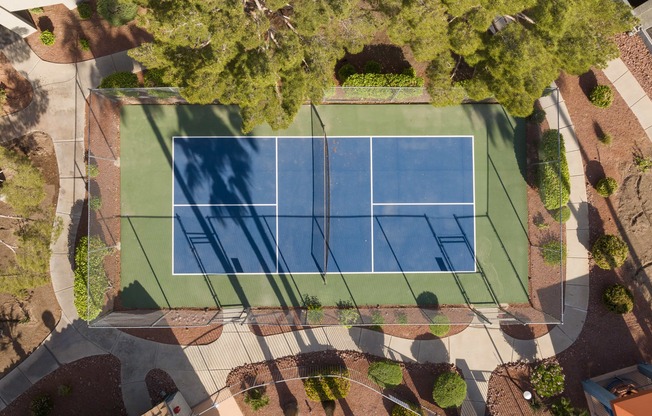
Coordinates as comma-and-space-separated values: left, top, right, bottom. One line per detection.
172, 136, 475, 274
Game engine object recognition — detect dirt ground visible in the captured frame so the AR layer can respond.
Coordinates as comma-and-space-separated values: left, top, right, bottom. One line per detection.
226, 350, 460, 416
0, 355, 126, 416
487, 36, 652, 414
0, 132, 62, 379
25, 1, 152, 63
0, 53, 33, 116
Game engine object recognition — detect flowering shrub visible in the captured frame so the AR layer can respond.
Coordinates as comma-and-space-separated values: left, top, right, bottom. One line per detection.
531, 362, 565, 398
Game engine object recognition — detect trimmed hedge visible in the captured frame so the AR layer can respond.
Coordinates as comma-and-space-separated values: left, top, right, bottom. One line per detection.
549, 206, 571, 223
368, 361, 403, 388
589, 85, 614, 108
603, 284, 634, 314
591, 234, 628, 270
429, 313, 451, 337
304, 369, 351, 402
73, 236, 109, 320
343, 73, 424, 88
538, 129, 570, 210
531, 362, 565, 398
392, 402, 424, 416
99, 71, 139, 88
596, 177, 618, 197
97, 0, 138, 26
432, 372, 467, 409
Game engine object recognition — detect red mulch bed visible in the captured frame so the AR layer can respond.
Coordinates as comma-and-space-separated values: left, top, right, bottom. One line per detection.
145, 368, 178, 406
25, 1, 151, 63
0, 53, 33, 115
226, 350, 462, 416
488, 36, 652, 414
0, 355, 126, 416
121, 324, 223, 346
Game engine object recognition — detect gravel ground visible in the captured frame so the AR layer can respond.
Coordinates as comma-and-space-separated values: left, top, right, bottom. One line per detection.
614, 33, 652, 98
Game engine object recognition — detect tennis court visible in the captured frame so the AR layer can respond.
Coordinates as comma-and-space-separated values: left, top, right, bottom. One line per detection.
118, 104, 528, 309
172, 135, 475, 275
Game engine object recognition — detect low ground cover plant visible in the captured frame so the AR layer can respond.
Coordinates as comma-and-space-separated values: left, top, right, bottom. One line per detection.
538, 129, 570, 210
304, 295, 323, 325
73, 236, 110, 320
531, 362, 565, 398
589, 85, 614, 108
99, 71, 139, 88
79, 38, 90, 51
432, 371, 466, 408
603, 284, 634, 314
336, 300, 358, 327
77, 1, 92, 19
429, 313, 451, 337
367, 360, 403, 388
598, 132, 612, 145
30, 394, 53, 416
634, 154, 652, 172
541, 240, 567, 266
595, 177, 618, 197
591, 234, 628, 269
244, 388, 269, 410
304, 369, 351, 401
40, 30, 56, 46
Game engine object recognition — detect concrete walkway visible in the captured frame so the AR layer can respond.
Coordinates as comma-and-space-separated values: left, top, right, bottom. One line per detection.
0, 28, 596, 415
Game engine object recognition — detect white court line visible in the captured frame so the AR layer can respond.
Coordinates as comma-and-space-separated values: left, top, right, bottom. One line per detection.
172, 269, 478, 276
174, 203, 276, 207
471, 135, 477, 272
172, 136, 176, 274
370, 136, 374, 273
172, 135, 473, 139
372, 202, 474, 206
275, 136, 279, 273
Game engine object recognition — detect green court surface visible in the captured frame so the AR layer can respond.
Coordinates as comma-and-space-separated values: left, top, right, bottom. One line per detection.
119, 104, 528, 309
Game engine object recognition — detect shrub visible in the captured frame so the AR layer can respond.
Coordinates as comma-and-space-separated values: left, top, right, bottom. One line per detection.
143, 68, 167, 87
550, 397, 589, 416
598, 133, 612, 145
432, 372, 467, 408
58, 384, 72, 397
73, 236, 109, 320
549, 206, 571, 223
304, 295, 323, 325
429, 313, 450, 337
337, 63, 356, 82
541, 240, 566, 266
531, 362, 565, 398
396, 311, 408, 324
30, 7, 45, 14
392, 402, 424, 416
97, 0, 138, 26
370, 309, 384, 330
30, 394, 53, 416
304, 369, 351, 401
589, 85, 614, 108
634, 155, 652, 172
538, 130, 570, 210
534, 213, 548, 229
343, 73, 424, 88
592, 234, 628, 270
603, 284, 634, 314
87, 163, 99, 178
595, 177, 618, 197
367, 361, 403, 388
244, 388, 269, 410
99, 71, 139, 88
40, 30, 56, 46
364, 60, 382, 74
89, 196, 102, 211
0, 85, 7, 108
529, 108, 546, 124
337, 300, 358, 327
79, 38, 90, 51
77, 1, 92, 19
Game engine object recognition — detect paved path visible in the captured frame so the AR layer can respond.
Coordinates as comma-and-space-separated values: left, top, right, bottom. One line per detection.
0, 28, 607, 415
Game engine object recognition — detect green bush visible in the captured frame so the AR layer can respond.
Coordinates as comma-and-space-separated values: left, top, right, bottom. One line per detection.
30, 7, 45, 14
244, 388, 269, 410
364, 60, 382, 74
598, 133, 612, 145
432, 372, 467, 408
40, 30, 56, 46
304, 369, 351, 401
370, 309, 384, 330
143, 68, 167, 87
97, 0, 138, 26
392, 402, 424, 416
396, 311, 408, 324
73, 236, 109, 320
538, 129, 570, 210
77, 1, 92, 19
99, 71, 139, 88
550, 397, 589, 416
589, 85, 614, 108
634, 155, 652, 172
30, 394, 53, 416
603, 284, 634, 314
531, 362, 565, 398
529, 108, 546, 124
595, 177, 618, 197
343, 73, 424, 88
337, 300, 358, 327
549, 206, 571, 223
367, 361, 403, 388
337, 63, 356, 82
58, 384, 72, 397
304, 295, 323, 325
79, 38, 90, 51
89, 196, 102, 211
541, 240, 566, 266
0, 85, 7, 108
87, 163, 99, 178
429, 314, 451, 337
592, 234, 628, 270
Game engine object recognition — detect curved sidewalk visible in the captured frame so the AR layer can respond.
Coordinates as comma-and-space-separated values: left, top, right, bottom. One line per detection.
0, 29, 591, 416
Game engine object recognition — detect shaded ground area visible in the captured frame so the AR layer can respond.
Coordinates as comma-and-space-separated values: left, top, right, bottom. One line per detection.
0, 53, 33, 116
488, 63, 652, 413
0, 355, 126, 416
120, 324, 223, 345
226, 350, 460, 416
146, 368, 178, 406
0, 132, 61, 378
25, 1, 151, 63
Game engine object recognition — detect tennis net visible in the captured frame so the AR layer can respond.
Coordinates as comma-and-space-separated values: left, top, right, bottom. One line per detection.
310, 103, 331, 274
